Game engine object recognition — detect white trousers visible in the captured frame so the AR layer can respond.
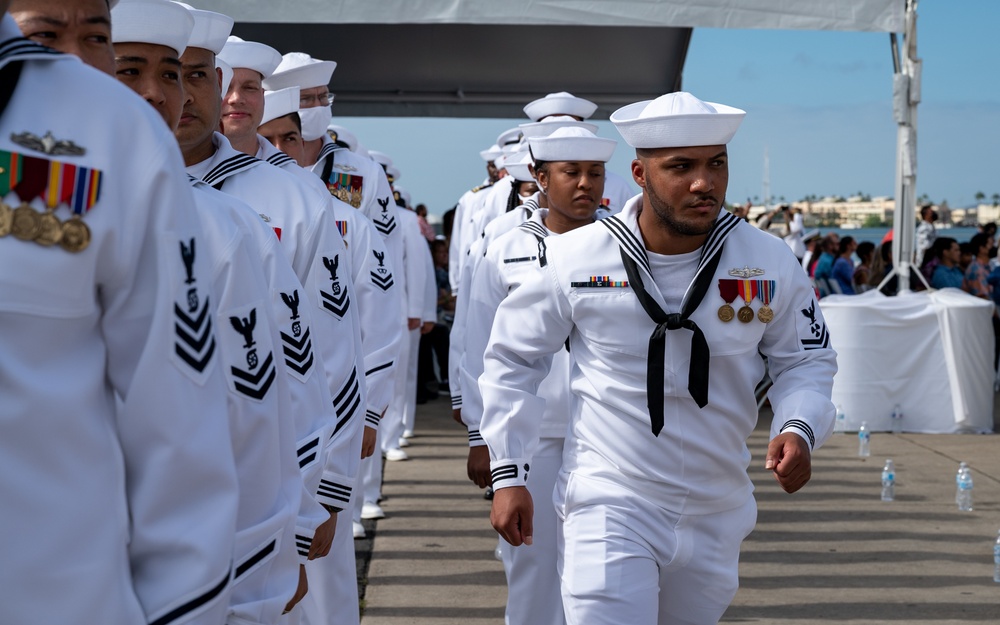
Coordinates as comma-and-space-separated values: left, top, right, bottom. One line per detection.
299, 508, 360, 625
401, 327, 421, 434
557, 474, 757, 625
501, 436, 565, 625
381, 326, 418, 450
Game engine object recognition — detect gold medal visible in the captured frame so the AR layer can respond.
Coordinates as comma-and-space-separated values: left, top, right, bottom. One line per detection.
11, 204, 41, 241
718, 304, 735, 322
0, 201, 12, 237
757, 304, 774, 323
737, 305, 755, 323
60, 217, 91, 253
34, 211, 63, 246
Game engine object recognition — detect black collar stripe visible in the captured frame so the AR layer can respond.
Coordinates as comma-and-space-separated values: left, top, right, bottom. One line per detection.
700, 211, 741, 267
203, 154, 260, 186
318, 141, 338, 161
518, 221, 548, 241
266, 152, 295, 167
0, 38, 61, 61
601, 216, 651, 275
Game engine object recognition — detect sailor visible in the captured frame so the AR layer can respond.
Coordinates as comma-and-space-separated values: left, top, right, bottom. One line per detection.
255, 87, 405, 618
0, 1, 240, 623
483, 92, 837, 625
110, 3, 340, 618
469, 126, 616, 625
446, 142, 502, 420
173, 5, 368, 568
220, 39, 401, 452
261, 51, 399, 249
523, 90, 635, 212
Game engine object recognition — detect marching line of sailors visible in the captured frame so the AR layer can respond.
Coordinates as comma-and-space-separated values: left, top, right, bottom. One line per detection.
1, 0, 836, 624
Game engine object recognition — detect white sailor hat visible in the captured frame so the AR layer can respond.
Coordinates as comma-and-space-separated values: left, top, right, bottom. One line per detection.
610, 92, 745, 149
519, 115, 598, 139
327, 124, 358, 151
263, 52, 337, 91
504, 149, 535, 183
261, 87, 300, 126
493, 153, 507, 170
479, 144, 503, 162
173, 3, 232, 55
111, 0, 194, 57
216, 57, 233, 96
523, 92, 598, 122
385, 165, 401, 183
528, 126, 616, 163
496, 127, 522, 148
217, 36, 281, 79
368, 150, 393, 168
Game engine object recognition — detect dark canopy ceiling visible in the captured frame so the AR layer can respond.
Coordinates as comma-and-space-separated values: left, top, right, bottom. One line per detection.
231, 23, 692, 119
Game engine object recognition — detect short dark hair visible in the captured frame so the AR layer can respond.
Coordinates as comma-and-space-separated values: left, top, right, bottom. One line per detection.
838, 236, 855, 256
856, 241, 875, 262
970, 233, 990, 254
932, 237, 957, 261
281, 112, 301, 132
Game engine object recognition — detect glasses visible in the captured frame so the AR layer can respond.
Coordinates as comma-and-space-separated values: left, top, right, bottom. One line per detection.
299, 92, 335, 107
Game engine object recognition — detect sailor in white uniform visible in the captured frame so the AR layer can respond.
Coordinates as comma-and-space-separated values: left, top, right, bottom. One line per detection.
0, 3, 239, 624
111, 2, 312, 620
258, 85, 405, 578
483, 93, 837, 625
468, 127, 616, 625
221, 42, 402, 451
262, 52, 400, 250
174, 6, 367, 547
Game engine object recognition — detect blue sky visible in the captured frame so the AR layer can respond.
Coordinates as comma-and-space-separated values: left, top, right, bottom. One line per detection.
337, 1, 1000, 217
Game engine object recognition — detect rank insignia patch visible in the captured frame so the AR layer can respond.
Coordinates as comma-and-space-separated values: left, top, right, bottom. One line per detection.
372, 196, 396, 236
278, 289, 315, 381
370, 249, 394, 291
319, 254, 350, 318
800, 301, 830, 350
570, 276, 629, 288
224, 306, 277, 401
173, 237, 216, 378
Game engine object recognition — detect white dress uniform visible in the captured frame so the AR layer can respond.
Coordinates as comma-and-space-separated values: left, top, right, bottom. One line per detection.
465, 209, 571, 625
481, 199, 837, 624
190, 179, 333, 538
186, 180, 303, 625
258, 135, 402, 425
255, 139, 404, 625
0, 26, 239, 625
188, 133, 366, 515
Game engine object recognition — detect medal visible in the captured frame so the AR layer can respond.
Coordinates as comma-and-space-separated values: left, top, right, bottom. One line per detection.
0, 201, 12, 237
717, 279, 739, 322
34, 210, 62, 246
11, 204, 41, 240
737, 280, 758, 323
756, 279, 776, 323
60, 217, 91, 253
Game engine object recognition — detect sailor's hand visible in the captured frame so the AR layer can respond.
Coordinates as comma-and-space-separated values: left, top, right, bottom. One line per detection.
491, 486, 533, 547
308, 510, 337, 560
360, 426, 377, 459
282, 565, 308, 614
467, 445, 493, 489
765, 432, 812, 493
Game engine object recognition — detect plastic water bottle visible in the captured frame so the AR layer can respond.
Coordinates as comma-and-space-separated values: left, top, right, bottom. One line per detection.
858, 421, 870, 458
891, 403, 903, 434
835, 405, 846, 432
881, 459, 895, 502
993, 531, 1000, 583
955, 462, 969, 505
957, 467, 974, 512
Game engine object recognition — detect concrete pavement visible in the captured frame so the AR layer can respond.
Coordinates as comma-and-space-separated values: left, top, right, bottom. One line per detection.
356, 397, 1000, 624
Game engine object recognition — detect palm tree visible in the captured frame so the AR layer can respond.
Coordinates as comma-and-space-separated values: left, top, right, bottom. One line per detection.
992, 193, 999, 207
975, 191, 986, 204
